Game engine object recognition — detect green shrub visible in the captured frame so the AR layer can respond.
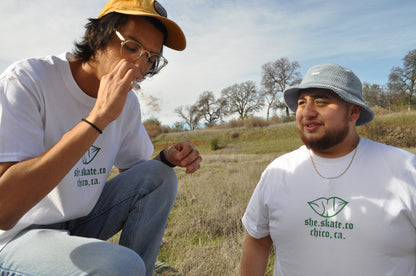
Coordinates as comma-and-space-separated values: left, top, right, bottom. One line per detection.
210, 137, 223, 151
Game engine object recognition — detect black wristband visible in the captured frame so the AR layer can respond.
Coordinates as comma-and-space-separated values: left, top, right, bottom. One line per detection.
159, 149, 176, 167
82, 118, 102, 134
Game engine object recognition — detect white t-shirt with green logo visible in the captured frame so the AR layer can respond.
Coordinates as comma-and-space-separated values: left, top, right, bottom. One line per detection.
0, 53, 153, 249
243, 138, 416, 275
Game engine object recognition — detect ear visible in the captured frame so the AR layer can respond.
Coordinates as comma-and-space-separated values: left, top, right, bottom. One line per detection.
350, 105, 363, 123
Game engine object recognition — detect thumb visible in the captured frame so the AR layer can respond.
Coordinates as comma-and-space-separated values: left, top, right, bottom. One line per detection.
165, 145, 180, 164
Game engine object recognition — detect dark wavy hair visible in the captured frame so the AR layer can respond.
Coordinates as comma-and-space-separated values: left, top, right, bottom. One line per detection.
73, 12, 167, 65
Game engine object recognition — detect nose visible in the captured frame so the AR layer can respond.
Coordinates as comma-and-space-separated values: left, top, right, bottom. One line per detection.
132, 53, 153, 75
300, 99, 317, 119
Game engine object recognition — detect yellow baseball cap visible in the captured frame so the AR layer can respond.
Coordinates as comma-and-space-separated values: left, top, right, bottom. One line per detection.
98, 0, 186, 51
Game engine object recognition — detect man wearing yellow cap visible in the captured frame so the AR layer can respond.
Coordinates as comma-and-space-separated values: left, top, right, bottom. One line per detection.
0, 1, 200, 275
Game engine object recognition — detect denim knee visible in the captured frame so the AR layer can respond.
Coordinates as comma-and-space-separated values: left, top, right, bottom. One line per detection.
70, 242, 146, 275
155, 160, 178, 203
136, 160, 178, 204
103, 246, 145, 275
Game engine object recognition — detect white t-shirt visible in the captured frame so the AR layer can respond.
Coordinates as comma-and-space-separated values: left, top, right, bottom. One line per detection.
242, 138, 416, 276
0, 53, 153, 249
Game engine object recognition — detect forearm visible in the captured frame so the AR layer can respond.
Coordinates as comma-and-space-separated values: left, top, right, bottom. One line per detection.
0, 120, 101, 230
241, 234, 273, 276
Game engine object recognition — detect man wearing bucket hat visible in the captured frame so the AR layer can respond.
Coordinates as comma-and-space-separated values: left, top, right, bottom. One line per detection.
241, 63, 416, 275
0, 0, 201, 275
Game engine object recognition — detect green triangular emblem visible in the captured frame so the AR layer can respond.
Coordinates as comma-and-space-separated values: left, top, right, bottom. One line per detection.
82, 145, 101, 165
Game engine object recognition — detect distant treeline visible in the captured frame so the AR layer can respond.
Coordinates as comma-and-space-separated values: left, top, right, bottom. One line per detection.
148, 49, 416, 133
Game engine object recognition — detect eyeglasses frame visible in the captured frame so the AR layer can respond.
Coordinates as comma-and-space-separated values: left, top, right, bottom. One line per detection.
115, 30, 168, 76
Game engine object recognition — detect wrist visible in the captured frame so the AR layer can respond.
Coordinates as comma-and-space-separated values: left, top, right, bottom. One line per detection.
81, 118, 102, 134
84, 112, 112, 133
159, 148, 176, 167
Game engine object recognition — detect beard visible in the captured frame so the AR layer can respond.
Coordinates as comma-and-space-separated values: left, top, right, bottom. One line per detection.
298, 119, 350, 152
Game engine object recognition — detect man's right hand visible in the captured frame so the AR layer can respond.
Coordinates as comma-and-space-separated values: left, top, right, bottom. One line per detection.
87, 59, 141, 130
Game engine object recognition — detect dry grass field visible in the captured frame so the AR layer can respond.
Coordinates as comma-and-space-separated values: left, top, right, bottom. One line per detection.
110, 111, 416, 275
158, 153, 277, 275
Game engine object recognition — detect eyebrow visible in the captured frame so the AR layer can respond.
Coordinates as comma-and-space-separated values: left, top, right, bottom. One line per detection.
129, 35, 163, 55
125, 34, 142, 45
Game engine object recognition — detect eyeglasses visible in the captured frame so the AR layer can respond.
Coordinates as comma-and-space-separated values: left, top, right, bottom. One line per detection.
115, 30, 168, 76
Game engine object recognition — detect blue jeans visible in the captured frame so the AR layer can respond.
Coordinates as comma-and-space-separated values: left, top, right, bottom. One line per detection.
0, 160, 178, 276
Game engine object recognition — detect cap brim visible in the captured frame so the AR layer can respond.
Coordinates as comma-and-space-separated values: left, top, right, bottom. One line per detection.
155, 15, 186, 51
115, 10, 186, 51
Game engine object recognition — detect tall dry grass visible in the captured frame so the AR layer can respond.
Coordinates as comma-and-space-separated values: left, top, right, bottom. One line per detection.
155, 111, 416, 275
158, 153, 277, 275
358, 111, 416, 147
108, 111, 416, 275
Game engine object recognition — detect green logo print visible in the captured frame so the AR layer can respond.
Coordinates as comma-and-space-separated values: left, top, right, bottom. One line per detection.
308, 197, 348, 218
82, 145, 101, 165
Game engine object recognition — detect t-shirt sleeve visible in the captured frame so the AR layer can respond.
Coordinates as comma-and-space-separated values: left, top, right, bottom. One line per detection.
0, 68, 45, 162
242, 170, 271, 239
113, 94, 153, 169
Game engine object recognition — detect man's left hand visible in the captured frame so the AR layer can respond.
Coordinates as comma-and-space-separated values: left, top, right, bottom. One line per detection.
163, 141, 202, 174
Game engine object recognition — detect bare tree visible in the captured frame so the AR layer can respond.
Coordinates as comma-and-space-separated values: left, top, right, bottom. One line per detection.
174, 104, 202, 130
363, 82, 392, 110
221, 81, 264, 119
136, 90, 161, 115
363, 82, 381, 107
387, 49, 416, 110
261, 57, 301, 119
402, 49, 416, 110
172, 121, 185, 132
196, 91, 227, 127
388, 66, 407, 106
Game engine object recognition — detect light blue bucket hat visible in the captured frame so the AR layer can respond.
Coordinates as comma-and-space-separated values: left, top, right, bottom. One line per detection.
283, 63, 374, 126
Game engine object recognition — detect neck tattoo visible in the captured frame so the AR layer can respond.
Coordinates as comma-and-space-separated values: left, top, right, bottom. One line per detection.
309, 139, 359, 180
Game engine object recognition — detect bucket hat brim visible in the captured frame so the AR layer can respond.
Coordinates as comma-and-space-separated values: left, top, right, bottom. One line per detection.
283, 64, 374, 126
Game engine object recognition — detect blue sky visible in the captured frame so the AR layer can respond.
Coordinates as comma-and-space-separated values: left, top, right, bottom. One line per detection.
1, 0, 415, 125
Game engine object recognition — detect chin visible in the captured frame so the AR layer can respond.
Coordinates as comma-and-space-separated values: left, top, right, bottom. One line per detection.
301, 134, 349, 153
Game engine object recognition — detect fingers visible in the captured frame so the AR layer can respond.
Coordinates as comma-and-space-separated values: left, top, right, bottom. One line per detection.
91, 60, 141, 122
87, 59, 144, 131
166, 141, 202, 174
184, 153, 202, 174
109, 59, 141, 91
